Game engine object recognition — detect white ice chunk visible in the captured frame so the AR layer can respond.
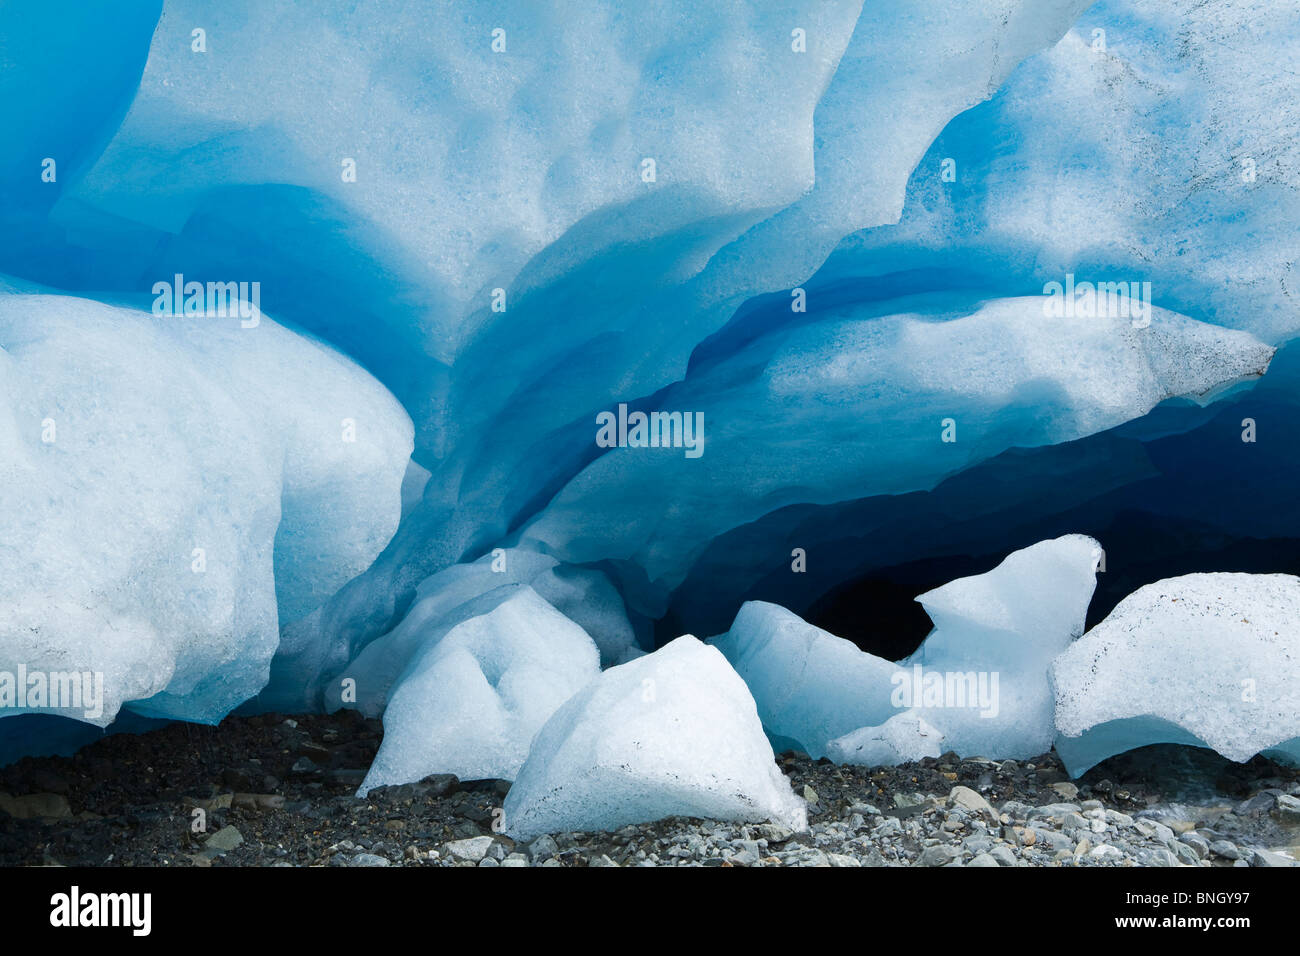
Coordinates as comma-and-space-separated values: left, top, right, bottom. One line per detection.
0, 292, 411, 726
826, 711, 944, 767
1052, 572, 1300, 776
503, 636, 806, 840
358, 586, 599, 793
320, 546, 636, 716
904, 534, 1100, 759
710, 601, 898, 758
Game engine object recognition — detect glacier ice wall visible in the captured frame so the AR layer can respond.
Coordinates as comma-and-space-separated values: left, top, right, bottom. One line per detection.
2, 0, 1299, 780
519, 297, 1272, 598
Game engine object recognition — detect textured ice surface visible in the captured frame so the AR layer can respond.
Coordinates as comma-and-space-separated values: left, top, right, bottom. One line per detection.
826, 712, 944, 767
711, 602, 898, 759
502, 636, 807, 840
905, 534, 1101, 759
714, 536, 1099, 765
830, 0, 1300, 344
25, 2, 1090, 676
358, 587, 599, 794
521, 297, 1271, 596
291, 547, 635, 716
320, 547, 635, 716
1052, 573, 1300, 776
62, 0, 861, 451
0, 291, 410, 725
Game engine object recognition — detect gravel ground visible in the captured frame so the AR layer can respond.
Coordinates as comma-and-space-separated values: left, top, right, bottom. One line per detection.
1, 711, 1298, 867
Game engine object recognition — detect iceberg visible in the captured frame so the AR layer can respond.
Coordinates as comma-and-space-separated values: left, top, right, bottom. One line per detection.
502, 636, 807, 841
1052, 573, 1300, 776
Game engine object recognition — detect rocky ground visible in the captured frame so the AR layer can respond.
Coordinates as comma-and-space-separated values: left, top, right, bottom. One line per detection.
1, 710, 1298, 867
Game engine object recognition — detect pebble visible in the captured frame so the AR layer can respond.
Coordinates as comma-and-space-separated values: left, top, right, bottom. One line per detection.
204, 825, 244, 854
916, 845, 957, 867
1210, 839, 1242, 860
3, 711, 1296, 869
1274, 794, 1300, 822
948, 785, 997, 821
527, 834, 559, 861
445, 836, 495, 862
1088, 844, 1123, 863
988, 845, 1018, 867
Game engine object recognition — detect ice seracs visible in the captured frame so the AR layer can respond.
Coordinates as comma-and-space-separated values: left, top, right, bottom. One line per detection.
502, 636, 807, 841
1052, 572, 1300, 777
357, 587, 599, 795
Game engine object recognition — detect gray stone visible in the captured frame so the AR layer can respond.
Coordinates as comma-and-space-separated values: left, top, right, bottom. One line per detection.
963, 835, 994, 855
1251, 848, 1294, 867
204, 825, 243, 853
1032, 828, 1075, 852
1179, 831, 1210, 858
1137, 846, 1179, 867
1088, 844, 1124, 863
989, 845, 1018, 867
916, 845, 957, 867
1274, 794, 1300, 822
445, 836, 495, 862
756, 823, 794, 844
1174, 842, 1202, 866
527, 834, 559, 861
1209, 839, 1241, 861
948, 786, 997, 821
1235, 793, 1276, 816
